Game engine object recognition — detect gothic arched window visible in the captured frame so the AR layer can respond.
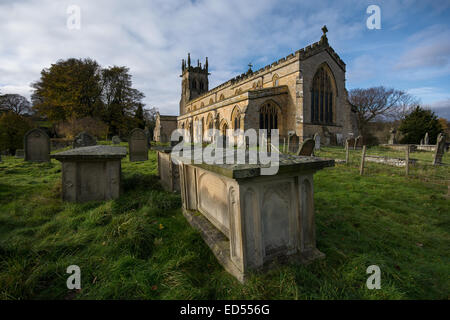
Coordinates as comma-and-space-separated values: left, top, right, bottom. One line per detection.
191, 79, 197, 90
259, 102, 278, 132
272, 74, 279, 86
231, 107, 241, 130
311, 66, 334, 124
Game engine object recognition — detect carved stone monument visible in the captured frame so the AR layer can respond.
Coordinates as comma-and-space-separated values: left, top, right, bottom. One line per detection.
24, 128, 50, 162
129, 128, 149, 162
73, 132, 97, 149
51, 145, 127, 202
175, 149, 334, 282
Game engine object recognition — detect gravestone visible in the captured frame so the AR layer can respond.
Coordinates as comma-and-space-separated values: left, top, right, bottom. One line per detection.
388, 128, 397, 144
313, 133, 320, 150
336, 133, 343, 145
347, 137, 355, 150
433, 133, 446, 165
288, 134, 300, 153
24, 128, 50, 162
354, 135, 363, 149
424, 132, 429, 145
15, 149, 25, 158
73, 132, 97, 149
129, 128, 149, 162
51, 145, 127, 202
420, 138, 424, 145
112, 136, 121, 145
296, 138, 315, 156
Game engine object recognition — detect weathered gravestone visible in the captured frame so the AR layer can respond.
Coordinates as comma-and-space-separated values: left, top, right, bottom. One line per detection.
24, 128, 50, 162
288, 134, 300, 153
73, 132, 97, 149
129, 128, 149, 162
15, 149, 25, 158
433, 133, 446, 165
112, 136, 121, 145
424, 132, 429, 145
51, 145, 127, 202
347, 137, 355, 150
313, 133, 320, 150
388, 128, 397, 144
354, 135, 363, 149
175, 149, 334, 282
296, 138, 315, 156
336, 133, 343, 146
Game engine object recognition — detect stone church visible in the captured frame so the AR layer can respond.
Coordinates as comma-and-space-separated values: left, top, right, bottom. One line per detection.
155, 26, 358, 146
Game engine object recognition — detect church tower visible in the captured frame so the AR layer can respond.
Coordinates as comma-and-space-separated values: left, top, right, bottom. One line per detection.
180, 53, 209, 115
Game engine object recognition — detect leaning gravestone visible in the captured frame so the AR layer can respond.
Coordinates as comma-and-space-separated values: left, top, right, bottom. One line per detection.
296, 138, 315, 156
129, 128, 148, 162
112, 136, 121, 145
24, 128, 50, 162
424, 132, 429, 145
73, 132, 97, 149
313, 133, 321, 150
433, 133, 446, 165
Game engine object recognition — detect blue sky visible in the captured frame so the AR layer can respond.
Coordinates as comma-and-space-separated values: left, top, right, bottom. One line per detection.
0, 0, 449, 118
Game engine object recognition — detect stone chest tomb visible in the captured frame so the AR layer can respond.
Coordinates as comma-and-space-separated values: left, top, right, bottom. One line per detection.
51, 145, 127, 202
24, 128, 50, 162
129, 128, 149, 162
175, 149, 334, 282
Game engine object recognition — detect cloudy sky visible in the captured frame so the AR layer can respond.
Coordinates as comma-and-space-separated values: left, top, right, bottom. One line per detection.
1, 0, 449, 118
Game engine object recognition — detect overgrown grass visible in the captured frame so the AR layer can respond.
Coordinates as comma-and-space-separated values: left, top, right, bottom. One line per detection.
0, 146, 448, 299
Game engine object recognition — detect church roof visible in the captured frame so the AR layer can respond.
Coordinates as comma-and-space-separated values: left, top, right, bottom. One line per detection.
213, 26, 345, 90
185, 26, 346, 107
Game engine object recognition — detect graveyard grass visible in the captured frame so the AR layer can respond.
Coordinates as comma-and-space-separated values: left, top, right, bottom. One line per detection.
0, 146, 449, 299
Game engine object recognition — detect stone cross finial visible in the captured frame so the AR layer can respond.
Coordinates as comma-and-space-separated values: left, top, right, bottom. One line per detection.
248, 62, 253, 70
322, 25, 328, 35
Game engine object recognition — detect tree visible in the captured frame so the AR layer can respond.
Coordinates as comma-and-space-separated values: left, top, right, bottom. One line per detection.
398, 106, 442, 144
349, 86, 418, 134
31, 59, 146, 137
0, 112, 34, 154
99, 66, 145, 136
31, 58, 103, 121
134, 103, 145, 129
0, 94, 32, 115
143, 107, 158, 138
